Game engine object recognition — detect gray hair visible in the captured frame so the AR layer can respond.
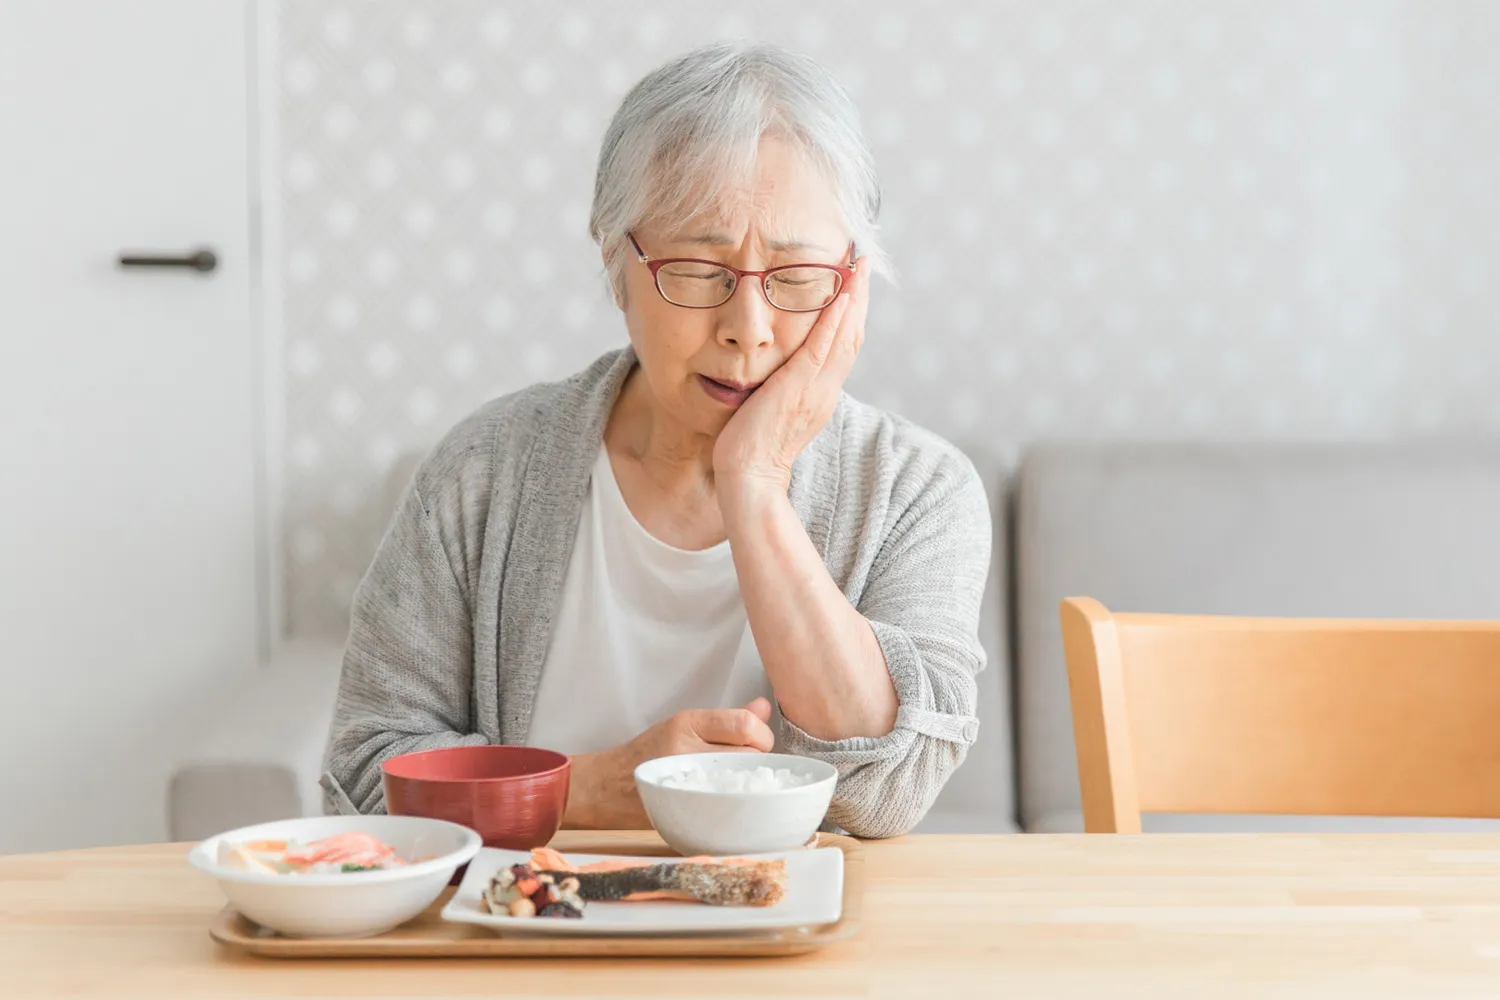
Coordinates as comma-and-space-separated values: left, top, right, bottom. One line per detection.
589, 41, 889, 296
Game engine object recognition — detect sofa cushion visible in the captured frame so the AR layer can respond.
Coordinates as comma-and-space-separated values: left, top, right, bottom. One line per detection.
1016, 442, 1500, 833
167, 639, 345, 840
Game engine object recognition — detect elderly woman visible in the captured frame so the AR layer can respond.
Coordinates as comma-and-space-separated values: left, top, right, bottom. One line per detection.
321, 41, 990, 838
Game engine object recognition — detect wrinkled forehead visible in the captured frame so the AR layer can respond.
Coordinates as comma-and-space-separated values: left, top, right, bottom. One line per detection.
656, 212, 847, 257
639, 135, 848, 252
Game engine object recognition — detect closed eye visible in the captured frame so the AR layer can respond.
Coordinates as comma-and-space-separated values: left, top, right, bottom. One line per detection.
662, 265, 730, 280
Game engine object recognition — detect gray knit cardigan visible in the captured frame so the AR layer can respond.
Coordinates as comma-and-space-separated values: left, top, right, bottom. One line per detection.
321, 347, 991, 837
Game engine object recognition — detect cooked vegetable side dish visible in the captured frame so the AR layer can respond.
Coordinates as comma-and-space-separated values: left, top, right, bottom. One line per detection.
216, 832, 409, 875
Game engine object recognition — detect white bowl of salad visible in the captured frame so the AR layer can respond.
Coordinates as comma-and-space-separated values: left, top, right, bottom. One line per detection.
189, 814, 482, 938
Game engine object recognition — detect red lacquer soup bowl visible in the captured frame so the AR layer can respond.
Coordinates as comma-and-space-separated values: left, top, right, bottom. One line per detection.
382, 746, 570, 851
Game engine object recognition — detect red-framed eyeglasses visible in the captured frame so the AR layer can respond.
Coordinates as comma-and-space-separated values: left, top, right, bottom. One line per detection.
627, 232, 856, 312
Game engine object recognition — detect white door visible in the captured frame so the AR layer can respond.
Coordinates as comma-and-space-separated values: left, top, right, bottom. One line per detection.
0, 1, 261, 853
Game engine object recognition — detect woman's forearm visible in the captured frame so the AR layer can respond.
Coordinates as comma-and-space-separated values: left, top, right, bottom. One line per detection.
719, 477, 898, 742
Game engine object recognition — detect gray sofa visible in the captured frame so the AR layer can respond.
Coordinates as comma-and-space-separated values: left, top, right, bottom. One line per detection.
169, 442, 1500, 841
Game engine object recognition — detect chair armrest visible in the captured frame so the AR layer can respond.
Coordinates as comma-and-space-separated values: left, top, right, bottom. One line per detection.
167, 639, 345, 841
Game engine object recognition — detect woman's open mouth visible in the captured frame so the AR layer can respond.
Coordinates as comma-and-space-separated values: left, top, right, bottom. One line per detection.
697, 375, 760, 408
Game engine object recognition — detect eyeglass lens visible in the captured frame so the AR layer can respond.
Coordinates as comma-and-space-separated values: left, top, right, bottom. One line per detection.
655, 263, 842, 311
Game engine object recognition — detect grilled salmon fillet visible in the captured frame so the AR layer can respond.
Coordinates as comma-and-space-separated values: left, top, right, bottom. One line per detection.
528, 847, 787, 907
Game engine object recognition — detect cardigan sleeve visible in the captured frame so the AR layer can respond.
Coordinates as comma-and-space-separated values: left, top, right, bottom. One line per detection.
777, 450, 990, 838
319, 479, 488, 815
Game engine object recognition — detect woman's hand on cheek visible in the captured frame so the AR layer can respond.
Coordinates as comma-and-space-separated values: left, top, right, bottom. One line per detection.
712, 259, 869, 499
562, 698, 775, 830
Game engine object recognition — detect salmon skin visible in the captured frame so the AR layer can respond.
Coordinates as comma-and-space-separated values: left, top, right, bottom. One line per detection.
528, 848, 786, 907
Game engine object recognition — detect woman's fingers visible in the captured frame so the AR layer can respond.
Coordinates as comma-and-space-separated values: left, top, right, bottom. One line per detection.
743, 696, 773, 722
810, 257, 868, 376
689, 707, 776, 752
750, 255, 867, 400
849, 257, 870, 353
804, 293, 851, 369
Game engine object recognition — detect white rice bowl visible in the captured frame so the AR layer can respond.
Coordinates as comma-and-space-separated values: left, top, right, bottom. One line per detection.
635, 752, 837, 857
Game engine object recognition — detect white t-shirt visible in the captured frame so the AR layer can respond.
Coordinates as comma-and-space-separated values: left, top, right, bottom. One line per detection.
525, 446, 772, 756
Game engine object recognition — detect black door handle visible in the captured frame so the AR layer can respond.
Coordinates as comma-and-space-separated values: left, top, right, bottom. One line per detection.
117, 247, 219, 273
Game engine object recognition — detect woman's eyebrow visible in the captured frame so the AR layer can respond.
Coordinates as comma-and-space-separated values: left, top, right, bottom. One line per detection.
766, 237, 834, 254
675, 231, 738, 247
676, 231, 834, 254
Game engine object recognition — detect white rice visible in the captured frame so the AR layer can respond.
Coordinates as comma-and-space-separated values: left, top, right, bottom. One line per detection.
658, 763, 816, 793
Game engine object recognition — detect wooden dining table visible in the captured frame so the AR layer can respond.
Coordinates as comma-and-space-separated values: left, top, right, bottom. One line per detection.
6, 830, 1500, 998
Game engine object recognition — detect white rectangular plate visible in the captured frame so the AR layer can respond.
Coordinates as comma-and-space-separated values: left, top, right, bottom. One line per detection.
441, 847, 843, 936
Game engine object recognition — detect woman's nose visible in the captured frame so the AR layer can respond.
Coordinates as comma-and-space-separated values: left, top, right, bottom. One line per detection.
715, 278, 776, 350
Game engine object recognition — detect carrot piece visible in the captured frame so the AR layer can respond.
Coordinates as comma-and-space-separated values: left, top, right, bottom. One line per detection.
528, 847, 574, 872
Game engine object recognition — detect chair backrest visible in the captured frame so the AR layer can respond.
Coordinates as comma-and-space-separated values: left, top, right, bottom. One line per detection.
1061, 596, 1500, 833
1015, 442, 1500, 834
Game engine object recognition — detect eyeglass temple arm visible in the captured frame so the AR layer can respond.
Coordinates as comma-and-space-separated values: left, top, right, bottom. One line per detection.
628, 232, 650, 262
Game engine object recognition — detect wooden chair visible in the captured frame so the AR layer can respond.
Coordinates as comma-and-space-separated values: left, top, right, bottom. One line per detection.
1060, 596, 1500, 833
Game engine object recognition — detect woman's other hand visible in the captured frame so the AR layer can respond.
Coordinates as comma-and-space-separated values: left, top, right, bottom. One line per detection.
711, 258, 869, 497
563, 698, 775, 829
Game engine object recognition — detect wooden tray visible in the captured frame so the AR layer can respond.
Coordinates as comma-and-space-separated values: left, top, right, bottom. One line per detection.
209, 833, 863, 959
